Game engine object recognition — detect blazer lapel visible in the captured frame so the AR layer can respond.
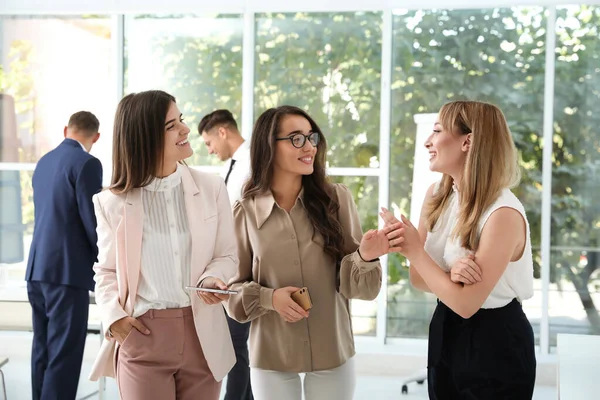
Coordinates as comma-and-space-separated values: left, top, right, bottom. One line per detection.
181, 166, 201, 282
124, 188, 143, 312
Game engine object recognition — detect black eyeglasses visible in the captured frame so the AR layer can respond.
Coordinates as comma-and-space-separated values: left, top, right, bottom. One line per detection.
275, 132, 321, 149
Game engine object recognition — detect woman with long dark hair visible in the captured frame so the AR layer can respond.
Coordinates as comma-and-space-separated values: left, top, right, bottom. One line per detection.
89, 90, 238, 399
226, 105, 398, 400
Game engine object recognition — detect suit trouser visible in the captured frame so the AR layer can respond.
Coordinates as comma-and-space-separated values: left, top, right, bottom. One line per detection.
116, 306, 221, 400
224, 309, 253, 400
27, 281, 89, 400
427, 299, 536, 400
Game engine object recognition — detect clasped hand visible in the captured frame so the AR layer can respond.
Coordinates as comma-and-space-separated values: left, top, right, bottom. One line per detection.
379, 207, 423, 261
379, 207, 482, 285
357, 220, 404, 262
449, 254, 482, 284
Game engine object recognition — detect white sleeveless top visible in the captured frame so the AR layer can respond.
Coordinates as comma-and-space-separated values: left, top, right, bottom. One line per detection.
423, 183, 534, 309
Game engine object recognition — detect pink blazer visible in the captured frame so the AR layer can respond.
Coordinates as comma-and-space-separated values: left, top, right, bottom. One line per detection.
88, 165, 237, 382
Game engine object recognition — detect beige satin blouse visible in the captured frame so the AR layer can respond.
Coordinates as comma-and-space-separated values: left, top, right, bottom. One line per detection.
226, 183, 382, 372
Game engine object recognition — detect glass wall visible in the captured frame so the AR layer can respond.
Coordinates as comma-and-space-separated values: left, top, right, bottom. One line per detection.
0, 16, 113, 163
254, 12, 382, 167
332, 175, 380, 335
1, 5, 598, 351
550, 4, 600, 346
0, 16, 113, 307
124, 14, 244, 166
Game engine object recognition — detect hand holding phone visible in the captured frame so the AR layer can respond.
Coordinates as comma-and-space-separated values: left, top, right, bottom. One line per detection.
185, 286, 239, 295
291, 287, 313, 311
189, 277, 233, 305
273, 286, 310, 323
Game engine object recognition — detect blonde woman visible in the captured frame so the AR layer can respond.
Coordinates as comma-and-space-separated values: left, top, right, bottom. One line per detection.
383, 101, 536, 399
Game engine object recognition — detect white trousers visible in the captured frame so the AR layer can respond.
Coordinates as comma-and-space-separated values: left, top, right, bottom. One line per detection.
250, 357, 356, 400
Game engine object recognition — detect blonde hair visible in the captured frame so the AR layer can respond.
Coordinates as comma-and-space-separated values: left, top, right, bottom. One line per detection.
425, 101, 521, 250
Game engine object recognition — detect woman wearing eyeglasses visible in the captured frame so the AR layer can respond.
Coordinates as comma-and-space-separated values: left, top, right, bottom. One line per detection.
225, 106, 398, 400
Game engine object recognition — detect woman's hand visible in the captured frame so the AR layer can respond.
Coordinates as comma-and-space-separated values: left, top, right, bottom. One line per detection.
450, 254, 482, 285
383, 214, 426, 263
197, 277, 230, 304
272, 287, 309, 323
109, 316, 150, 344
358, 229, 391, 261
379, 207, 405, 253
379, 207, 400, 226
358, 207, 405, 261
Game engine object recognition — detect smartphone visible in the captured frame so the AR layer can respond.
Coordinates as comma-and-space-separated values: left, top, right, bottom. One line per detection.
291, 287, 313, 311
184, 286, 239, 295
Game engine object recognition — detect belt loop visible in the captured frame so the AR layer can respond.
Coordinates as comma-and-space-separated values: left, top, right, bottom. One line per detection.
149, 309, 154, 319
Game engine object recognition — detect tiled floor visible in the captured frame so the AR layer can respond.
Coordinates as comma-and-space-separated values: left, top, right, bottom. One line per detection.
0, 331, 556, 400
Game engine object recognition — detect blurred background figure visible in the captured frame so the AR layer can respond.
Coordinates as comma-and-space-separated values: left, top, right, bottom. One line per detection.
199, 109, 253, 400
25, 111, 102, 400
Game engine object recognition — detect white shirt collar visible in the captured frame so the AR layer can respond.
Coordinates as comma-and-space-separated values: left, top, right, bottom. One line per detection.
231, 140, 249, 162
74, 139, 88, 153
144, 163, 183, 192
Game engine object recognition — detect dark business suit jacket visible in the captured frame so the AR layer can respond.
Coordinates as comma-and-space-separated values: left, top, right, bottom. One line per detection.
25, 138, 103, 291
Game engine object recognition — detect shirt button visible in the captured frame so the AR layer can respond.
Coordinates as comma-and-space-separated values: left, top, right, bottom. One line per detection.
167, 199, 171, 204
291, 234, 296, 240
304, 341, 308, 346
174, 251, 178, 256
294, 260, 299, 265
170, 223, 175, 228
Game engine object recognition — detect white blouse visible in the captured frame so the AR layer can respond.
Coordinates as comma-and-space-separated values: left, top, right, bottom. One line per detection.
423, 184, 534, 309
133, 165, 192, 318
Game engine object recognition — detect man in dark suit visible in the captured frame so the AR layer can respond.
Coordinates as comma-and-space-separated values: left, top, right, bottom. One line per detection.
25, 111, 103, 400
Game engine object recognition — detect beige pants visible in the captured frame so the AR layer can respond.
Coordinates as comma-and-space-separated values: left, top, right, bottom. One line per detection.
116, 307, 221, 400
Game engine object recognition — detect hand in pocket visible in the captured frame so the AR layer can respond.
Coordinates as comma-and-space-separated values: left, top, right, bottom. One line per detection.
109, 316, 150, 344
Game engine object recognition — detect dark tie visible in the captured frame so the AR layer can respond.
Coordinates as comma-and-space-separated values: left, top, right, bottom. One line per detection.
225, 159, 236, 184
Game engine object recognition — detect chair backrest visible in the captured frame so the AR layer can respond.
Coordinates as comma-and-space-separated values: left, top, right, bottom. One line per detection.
557, 333, 600, 399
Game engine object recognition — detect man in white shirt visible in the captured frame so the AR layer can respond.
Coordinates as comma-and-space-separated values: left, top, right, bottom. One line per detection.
199, 109, 253, 400
199, 110, 250, 205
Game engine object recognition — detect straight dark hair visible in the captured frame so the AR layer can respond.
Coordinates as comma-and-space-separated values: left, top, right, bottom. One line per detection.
110, 90, 176, 194
244, 105, 344, 261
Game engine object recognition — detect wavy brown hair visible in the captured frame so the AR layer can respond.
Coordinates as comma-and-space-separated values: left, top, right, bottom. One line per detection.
425, 100, 521, 250
110, 90, 176, 194
243, 106, 344, 261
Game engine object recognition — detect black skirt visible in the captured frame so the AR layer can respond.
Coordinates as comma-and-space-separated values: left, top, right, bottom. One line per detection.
427, 299, 536, 400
